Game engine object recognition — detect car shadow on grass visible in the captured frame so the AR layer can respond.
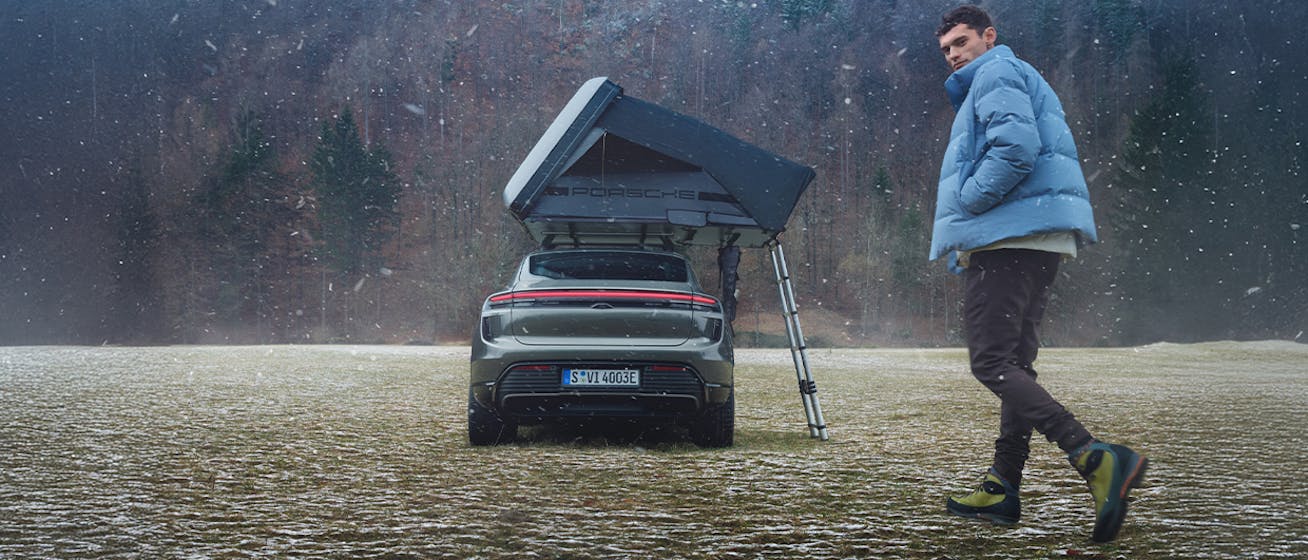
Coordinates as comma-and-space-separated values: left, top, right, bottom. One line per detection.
513, 421, 698, 449
499, 422, 824, 453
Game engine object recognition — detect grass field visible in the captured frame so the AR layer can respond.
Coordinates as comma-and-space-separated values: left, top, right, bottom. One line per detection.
1, 342, 1305, 558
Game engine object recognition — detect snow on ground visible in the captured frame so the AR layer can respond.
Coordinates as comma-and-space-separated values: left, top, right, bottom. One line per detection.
1, 342, 1305, 558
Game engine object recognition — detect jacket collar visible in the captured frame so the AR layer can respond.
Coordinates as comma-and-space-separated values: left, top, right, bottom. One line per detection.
944, 45, 1014, 109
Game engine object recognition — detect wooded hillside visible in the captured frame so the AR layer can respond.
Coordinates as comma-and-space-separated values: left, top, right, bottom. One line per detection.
1, 0, 1304, 346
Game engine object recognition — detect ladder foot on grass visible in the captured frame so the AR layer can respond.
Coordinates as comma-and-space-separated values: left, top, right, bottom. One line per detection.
768, 240, 829, 441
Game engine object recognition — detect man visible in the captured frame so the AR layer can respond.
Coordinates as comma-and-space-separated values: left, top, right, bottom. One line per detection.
929, 5, 1148, 543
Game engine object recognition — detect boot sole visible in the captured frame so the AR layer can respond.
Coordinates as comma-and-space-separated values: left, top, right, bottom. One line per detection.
946, 502, 1020, 526
977, 512, 1020, 526
947, 508, 1020, 526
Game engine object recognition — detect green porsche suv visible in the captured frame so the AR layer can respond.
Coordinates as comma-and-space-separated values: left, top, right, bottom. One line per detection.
468, 247, 734, 447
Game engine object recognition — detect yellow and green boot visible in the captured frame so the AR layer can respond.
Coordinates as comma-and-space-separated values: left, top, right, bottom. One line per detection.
1072, 441, 1149, 542
945, 468, 1021, 525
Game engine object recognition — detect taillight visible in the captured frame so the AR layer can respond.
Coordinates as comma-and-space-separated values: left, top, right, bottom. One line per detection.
509, 364, 555, 373
489, 290, 718, 306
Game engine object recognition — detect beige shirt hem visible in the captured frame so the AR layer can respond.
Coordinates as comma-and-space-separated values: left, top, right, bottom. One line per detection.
956, 232, 1079, 269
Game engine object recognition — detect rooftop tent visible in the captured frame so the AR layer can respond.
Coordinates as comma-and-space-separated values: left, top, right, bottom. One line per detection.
501, 77, 829, 441
503, 77, 815, 249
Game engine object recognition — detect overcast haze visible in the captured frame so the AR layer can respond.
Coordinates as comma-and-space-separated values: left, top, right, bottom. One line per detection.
1, 1, 1304, 345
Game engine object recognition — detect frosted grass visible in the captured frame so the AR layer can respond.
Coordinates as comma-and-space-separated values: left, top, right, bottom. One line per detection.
1, 342, 1305, 558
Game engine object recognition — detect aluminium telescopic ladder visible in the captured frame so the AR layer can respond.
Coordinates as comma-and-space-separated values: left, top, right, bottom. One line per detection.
767, 240, 829, 441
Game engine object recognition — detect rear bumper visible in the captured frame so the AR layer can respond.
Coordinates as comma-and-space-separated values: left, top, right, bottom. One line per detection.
500, 392, 702, 422
469, 336, 733, 421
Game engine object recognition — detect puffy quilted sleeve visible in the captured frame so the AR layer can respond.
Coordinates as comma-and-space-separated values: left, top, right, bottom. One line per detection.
957, 60, 1040, 215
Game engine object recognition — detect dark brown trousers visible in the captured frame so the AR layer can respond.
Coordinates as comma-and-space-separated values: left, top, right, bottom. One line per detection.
964, 249, 1092, 487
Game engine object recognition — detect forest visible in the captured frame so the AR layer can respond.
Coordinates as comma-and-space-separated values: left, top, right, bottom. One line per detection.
1, 0, 1304, 346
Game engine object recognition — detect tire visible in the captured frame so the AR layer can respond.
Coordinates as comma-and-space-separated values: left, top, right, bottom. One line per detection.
468, 388, 516, 446
689, 390, 734, 448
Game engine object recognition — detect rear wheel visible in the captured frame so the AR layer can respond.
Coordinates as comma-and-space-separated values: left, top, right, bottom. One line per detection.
689, 390, 734, 448
468, 388, 516, 446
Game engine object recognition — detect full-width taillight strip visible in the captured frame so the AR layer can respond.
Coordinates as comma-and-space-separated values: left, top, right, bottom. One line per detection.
489, 290, 717, 306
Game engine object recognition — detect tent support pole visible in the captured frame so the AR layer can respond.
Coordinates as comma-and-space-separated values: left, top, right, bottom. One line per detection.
768, 240, 829, 441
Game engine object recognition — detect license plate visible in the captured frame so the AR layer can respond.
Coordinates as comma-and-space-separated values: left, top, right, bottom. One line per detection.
562, 368, 640, 387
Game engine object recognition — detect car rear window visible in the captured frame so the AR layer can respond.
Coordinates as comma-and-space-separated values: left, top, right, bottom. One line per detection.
528, 252, 689, 282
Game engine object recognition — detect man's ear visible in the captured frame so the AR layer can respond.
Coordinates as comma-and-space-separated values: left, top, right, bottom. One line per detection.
983, 27, 997, 48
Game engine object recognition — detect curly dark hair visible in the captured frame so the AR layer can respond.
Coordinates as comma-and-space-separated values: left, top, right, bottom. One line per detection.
936, 5, 993, 37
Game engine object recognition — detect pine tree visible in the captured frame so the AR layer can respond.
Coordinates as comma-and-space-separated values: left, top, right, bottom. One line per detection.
198, 109, 289, 340
310, 107, 401, 278
308, 107, 402, 340
1110, 54, 1221, 342
1092, 0, 1143, 64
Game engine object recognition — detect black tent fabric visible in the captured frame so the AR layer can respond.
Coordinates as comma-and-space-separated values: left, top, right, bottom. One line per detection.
503, 77, 815, 249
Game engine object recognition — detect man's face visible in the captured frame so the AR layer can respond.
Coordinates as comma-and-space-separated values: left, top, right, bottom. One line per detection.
938, 23, 996, 72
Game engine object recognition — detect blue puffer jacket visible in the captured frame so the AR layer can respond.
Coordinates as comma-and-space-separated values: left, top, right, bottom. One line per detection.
929, 45, 1097, 267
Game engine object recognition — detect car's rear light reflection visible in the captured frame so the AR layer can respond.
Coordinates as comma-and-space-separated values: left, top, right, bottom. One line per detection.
489, 290, 717, 306
509, 364, 556, 372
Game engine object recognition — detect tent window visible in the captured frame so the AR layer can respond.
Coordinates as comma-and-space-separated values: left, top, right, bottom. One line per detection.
565, 134, 699, 176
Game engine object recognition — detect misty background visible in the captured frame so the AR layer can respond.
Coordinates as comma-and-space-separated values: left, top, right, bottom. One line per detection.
1, 0, 1303, 346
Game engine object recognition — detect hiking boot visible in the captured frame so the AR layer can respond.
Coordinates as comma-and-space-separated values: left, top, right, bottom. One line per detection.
946, 468, 1021, 525
1072, 441, 1149, 542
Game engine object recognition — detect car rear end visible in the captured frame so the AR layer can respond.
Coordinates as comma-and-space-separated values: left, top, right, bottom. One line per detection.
469, 249, 733, 445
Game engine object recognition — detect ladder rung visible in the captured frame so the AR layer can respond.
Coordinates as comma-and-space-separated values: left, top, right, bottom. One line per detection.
772, 240, 828, 440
